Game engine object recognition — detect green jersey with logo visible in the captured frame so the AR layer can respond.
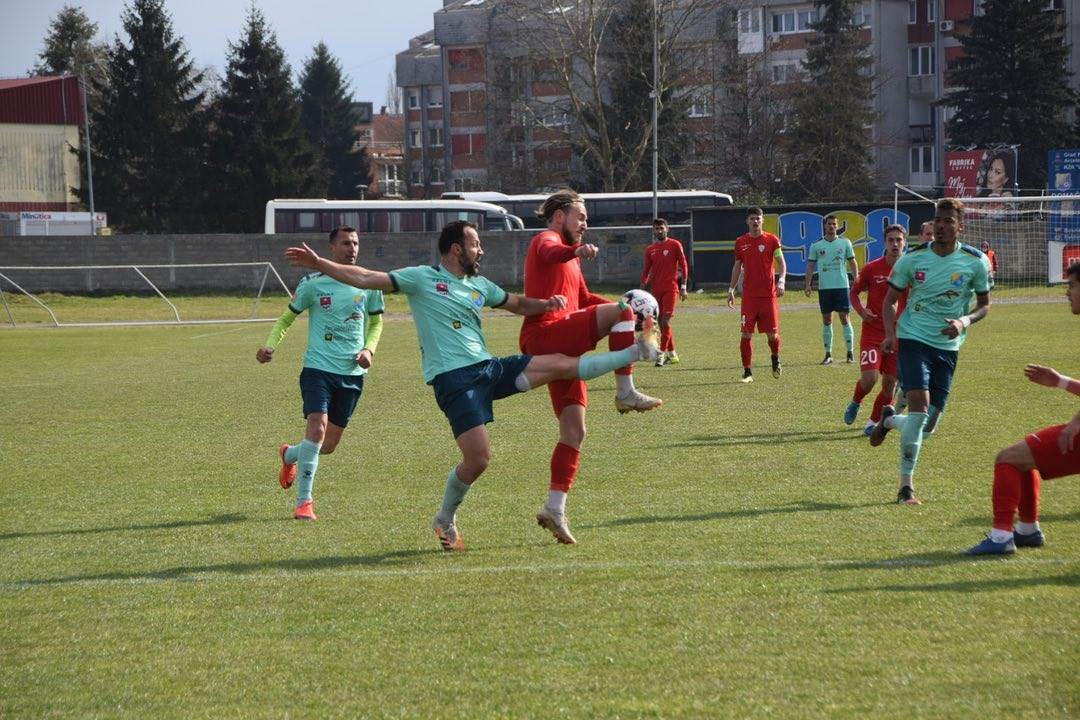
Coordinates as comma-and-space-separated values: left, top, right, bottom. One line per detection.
290, 273, 385, 375
388, 264, 509, 383
888, 243, 991, 351
809, 237, 855, 289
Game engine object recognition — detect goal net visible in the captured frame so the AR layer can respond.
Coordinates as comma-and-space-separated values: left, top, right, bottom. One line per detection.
895, 186, 1080, 297
0, 262, 293, 327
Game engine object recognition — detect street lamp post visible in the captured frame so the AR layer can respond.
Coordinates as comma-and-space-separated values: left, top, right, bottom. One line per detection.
79, 65, 96, 235
356, 184, 368, 200
651, 0, 659, 221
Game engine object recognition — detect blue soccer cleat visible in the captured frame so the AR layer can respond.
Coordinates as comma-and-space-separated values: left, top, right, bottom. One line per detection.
1012, 529, 1045, 548
843, 401, 860, 425
862, 421, 876, 437
967, 534, 1016, 556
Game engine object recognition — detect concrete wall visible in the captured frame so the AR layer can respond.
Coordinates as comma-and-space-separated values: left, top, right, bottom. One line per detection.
0, 228, 658, 293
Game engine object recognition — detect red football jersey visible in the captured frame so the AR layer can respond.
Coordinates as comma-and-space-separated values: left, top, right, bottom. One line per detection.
641, 238, 689, 290
849, 256, 908, 335
521, 230, 609, 333
733, 232, 782, 299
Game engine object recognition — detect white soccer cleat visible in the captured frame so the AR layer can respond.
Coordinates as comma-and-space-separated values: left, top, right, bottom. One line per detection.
615, 388, 663, 414
536, 506, 577, 544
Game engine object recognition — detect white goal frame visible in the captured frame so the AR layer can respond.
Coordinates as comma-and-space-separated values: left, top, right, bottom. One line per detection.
0, 262, 292, 328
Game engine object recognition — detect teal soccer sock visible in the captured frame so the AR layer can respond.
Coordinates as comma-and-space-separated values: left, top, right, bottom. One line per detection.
577, 347, 637, 380
842, 323, 854, 352
439, 467, 471, 519
899, 412, 929, 480
284, 443, 300, 465
822, 324, 834, 353
296, 439, 321, 504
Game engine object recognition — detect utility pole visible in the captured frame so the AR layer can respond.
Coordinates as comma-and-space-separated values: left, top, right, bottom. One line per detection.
79, 66, 96, 235
651, 0, 659, 221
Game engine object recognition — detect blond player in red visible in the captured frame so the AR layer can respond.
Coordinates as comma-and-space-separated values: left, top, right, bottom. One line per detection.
968, 262, 1080, 555
519, 189, 662, 545
727, 207, 787, 382
641, 217, 689, 366
844, 224, 908, 435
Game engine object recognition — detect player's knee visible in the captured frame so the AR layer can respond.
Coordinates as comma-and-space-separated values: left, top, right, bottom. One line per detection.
561, 423, 586, 447
320, 441, 338, 455
468, 449, 491, 475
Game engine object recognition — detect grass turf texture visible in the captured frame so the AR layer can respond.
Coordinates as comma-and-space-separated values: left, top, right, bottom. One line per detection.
1, 301, 1077, 718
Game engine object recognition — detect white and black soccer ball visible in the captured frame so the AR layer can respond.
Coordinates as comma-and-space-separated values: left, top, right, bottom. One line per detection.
621, 288, 659, 330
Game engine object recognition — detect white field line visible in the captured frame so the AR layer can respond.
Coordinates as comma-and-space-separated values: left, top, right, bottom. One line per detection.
2, 555, 1074, 591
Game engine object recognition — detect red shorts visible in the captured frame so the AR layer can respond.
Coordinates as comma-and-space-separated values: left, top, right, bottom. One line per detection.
740, 297, 779, 334
859, 331, 897, 376
1025, 424, 1080, 480
520, 306, 602, 415
655, 288, 679, 318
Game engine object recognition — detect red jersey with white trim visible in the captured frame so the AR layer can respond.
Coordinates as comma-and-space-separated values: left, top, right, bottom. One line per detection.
521, 230, 609, 333
641, 238, 689, 291
734, 232, 782, 299
849, 256, 908, 336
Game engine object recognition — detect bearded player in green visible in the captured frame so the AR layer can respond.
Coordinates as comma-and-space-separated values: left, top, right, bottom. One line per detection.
804, 214, 858, 364
256, 226, 384, 520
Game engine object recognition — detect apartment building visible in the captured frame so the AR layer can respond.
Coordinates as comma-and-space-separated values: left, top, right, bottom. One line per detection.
354, 102, 407, 198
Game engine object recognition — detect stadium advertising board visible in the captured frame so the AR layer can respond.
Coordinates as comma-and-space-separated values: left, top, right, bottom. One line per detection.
945, 147, 1019, 198
1047, 149, 1080, 281
690, 202, 934, 285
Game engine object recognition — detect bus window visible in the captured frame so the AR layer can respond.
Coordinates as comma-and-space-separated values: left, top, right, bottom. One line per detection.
298, 212, 317, 230
400, 211, 424, 232
593, 199, 635, 225
371, 211, 390, 233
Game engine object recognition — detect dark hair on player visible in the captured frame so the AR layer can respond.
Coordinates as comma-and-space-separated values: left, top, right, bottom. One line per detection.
1068, 261, 1080, 281
329, 226, 357, 242
747, 207, 763, 217
652, 217, 668, 227
537, 189, 584, 221
824, 214, 838, 224
437, 220, 477, 255
936, 197, 964, 218
884, 223, 907, 238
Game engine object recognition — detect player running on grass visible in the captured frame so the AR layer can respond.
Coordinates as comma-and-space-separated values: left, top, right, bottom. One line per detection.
968, 262, 1080, 555
844, 224, 908, 436
869, 198, 991, 505
642, 217, 689, 366
286, 220, 660, 552
256, 226, 384, 520
727, 207, 787, 382
805, 215, 858, 365
519, 190, 662, 545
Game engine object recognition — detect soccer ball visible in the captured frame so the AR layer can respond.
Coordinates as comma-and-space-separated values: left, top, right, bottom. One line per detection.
621, 289, 659, 329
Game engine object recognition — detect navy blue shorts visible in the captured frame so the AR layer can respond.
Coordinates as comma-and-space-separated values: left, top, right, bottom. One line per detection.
818, 288, 851, 314
299, 367, 364, 428
432, 355, 533, 438
897, 339, 958, 411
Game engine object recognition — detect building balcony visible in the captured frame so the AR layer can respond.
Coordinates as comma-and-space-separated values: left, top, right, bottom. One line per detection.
909, 124, 933, 144
906, 75, 936, 98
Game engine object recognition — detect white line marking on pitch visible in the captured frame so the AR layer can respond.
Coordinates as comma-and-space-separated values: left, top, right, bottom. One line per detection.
190, 326, 251, 340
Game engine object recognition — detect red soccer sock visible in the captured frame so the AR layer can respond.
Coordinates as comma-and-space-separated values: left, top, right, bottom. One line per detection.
610, 307, 634, 376
550, 442, 581, 493
870, 391, 893, 422
740, 337, 752, 368
991, 462, 1023, 531
660, 325, 673, 352
1017, 469, 1041, 524
852, 380, 870, 404
767, 335, 781, 356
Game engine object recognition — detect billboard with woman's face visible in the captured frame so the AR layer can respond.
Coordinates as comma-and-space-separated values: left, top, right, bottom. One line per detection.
945, 147, 1018, 198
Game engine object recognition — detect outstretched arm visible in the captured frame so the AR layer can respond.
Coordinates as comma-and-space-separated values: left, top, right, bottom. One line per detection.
285, 243, 395, 292
501, 293, 568, 317
1025, 364, 1080, 397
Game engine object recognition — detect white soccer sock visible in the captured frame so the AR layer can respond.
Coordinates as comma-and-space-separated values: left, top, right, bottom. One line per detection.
990, 528, 1014, 543
547, 490, 567, 515
615, 373, 634, 396
514, 372, 532, 392
1015, 520, 1040, 534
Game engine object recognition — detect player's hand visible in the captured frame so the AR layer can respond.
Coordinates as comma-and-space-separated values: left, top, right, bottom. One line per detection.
256, 347, 273, 363
1060, 417, 1080, 453
941, 319, 964, 338
1023, 364, 1061, 388
776, 281, 785, 297
575, 243, 599, 260
679, 286, 687, 301
285, 242, 320, 269
356, 349, 373, 370
726, 289, 735, 309
546, 294, 568, 311
804, 286, 812, 297
861, 308, 878, 322
880, 335, 896, 354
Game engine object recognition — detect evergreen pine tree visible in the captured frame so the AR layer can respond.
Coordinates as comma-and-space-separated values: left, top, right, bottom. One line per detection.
298, 42, 371, 199
31, 4, 106, 77
86, 0, 207, 231
943, 0, 1078, 189
210, 6, 317, 232
785, 0, 875, 202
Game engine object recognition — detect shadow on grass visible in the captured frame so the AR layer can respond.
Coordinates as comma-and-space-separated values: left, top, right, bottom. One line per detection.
827, 572, 1079, 594
584, 500, 879, 530
660, 428, 860, 448
0, 513, 249, 541
953, 511, 1080, 528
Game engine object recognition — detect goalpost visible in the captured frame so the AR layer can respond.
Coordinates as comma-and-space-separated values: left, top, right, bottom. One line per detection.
0, 262, 292, 328
894, 185, 1080, 293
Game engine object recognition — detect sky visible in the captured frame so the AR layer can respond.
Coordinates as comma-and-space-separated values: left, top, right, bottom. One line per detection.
0, 0, 444, 108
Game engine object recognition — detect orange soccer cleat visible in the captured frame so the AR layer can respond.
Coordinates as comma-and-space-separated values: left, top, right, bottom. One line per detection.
293, 500, 317, 520
278, 443, 297, 489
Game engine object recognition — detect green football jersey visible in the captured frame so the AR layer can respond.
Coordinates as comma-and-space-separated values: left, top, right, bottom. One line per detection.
290, 273, 385, 375
388, 264, 509, 383
809, 237, 855, 289
888, 243, 991, 351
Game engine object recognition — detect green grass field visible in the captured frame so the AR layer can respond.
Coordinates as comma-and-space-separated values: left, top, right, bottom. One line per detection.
1, 298, 1077, 718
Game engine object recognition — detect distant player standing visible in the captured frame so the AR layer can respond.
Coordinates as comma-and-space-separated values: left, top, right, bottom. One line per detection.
727, 207, 787, 382
870, 198, 991, 505
256, 226, 384, 520
286, 221, 659, 551
968, 262, 1080, 555
642, 217, 689, 366
520, 190, 662, 544
844, 224, 907, 434
805, 215, 858, 364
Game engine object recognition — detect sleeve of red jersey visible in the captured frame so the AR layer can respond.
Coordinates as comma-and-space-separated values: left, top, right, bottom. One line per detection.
536, 234, 579, 264
849, 267, 867, 315
676, 241, 689, 283
581, 287, 610, 307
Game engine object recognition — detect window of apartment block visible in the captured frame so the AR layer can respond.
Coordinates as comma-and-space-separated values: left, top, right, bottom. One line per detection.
427, 87, 443, 108
410, 166, 422, 184
453, 177, 474, 192
450, 91, 471, 112
409, 128, 421, 147
908, 45, 935, 76
450, 133, 485, 155
430, 165, 444, 184
429, 126, 443, 147
771, 63, 799, 84
540, 110, 570, 128
908, 0, 917, 23
738, 8, 761, 34
910, 145, 934, 174
408, 91, 420, 109
688, 88, 712, 117
927, 1, 936, 21
796, 8, 818, 30
854, 3, 871, 26
771, 11, 795, 33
